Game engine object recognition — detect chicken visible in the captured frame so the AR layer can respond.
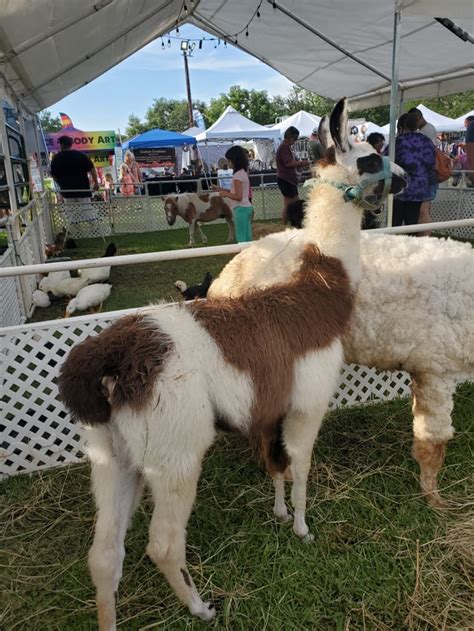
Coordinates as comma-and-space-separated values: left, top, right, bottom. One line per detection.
174, 272, 213, 300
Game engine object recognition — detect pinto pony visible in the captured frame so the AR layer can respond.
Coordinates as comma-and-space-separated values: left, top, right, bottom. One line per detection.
163, 192, 235, 246
58, 98, 406, 627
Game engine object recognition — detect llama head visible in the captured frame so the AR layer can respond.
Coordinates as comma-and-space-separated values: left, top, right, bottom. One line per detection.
318, 98, 407, 209
163, 196, 179, 225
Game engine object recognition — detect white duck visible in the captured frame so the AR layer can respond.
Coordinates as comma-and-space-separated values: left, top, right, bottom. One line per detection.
78, 242, 116, 283
78, 265, 111, 283
49, 276, 90, 298
32, 289, 51, 308
65, 283, 112, 316
38, 270, 71, 292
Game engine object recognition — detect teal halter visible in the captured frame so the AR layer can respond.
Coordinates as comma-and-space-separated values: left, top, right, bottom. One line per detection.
304, 156, 393, 212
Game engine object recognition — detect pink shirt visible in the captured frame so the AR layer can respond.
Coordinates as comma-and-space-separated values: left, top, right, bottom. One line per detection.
228, 169, 251, 209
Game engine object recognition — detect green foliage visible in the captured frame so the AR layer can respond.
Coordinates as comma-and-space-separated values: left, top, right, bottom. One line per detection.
284, 86, 334, 117
404, 91, 474, 119
206, 85, 283, 126
125, 98, 208, 137
124, 88, 472, 137
39, 110, 62, 132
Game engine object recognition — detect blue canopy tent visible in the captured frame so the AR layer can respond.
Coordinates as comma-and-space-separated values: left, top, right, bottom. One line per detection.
122, 128, 197, 179
122, 129, 194, 150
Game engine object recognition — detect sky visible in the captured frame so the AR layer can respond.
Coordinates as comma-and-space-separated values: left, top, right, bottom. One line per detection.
48, 25, 294, 133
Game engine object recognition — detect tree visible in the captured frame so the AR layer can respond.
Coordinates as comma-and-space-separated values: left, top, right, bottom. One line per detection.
284, 86, 333, 117
39, 110, 62, 132
125, 114, 148, 138
125, 98, 209, 138
206, 85, 283, 126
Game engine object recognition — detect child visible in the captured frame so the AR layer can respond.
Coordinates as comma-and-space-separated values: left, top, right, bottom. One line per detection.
104, 173, 115, 203
214, 146, 253, 242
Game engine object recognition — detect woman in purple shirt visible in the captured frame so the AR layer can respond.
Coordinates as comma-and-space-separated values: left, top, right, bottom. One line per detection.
393, 111, 436, 227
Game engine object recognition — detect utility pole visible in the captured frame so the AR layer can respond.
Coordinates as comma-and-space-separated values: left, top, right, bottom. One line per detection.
181, 41, 195, 128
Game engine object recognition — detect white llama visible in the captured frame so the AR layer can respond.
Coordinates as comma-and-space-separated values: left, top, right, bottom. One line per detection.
209, 162, 473, 510
58, 99, 406, 628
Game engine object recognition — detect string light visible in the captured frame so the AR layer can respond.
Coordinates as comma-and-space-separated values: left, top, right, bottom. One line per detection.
163, 0, 264, 51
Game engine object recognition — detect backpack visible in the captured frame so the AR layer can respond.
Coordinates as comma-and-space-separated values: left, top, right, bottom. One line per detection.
435, 148, 453, 183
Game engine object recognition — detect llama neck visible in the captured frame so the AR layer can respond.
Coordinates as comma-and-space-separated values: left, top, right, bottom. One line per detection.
304, 166, 362, 287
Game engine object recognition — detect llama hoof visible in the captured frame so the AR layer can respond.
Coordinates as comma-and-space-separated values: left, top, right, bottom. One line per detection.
426, 492, 448, 509
275, 512, 293, 524
190, 601, 216, 622
302, 532, 315, 543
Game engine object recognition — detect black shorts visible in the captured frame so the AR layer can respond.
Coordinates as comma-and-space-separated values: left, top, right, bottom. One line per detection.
277, 178, 298, 199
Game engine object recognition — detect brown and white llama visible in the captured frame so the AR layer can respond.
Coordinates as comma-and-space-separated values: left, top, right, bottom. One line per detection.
58, 99, 406, 627
163, 192, 235, 246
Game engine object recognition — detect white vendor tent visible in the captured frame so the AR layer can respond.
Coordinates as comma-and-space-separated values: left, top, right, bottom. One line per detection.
453, 110, 474, 125
272, 111, 322, 139
364, 122, 390, 139
416, 104, 464, 132
0, 1, 472, 113
381, 103, 468, 134
196, 106, 280, 142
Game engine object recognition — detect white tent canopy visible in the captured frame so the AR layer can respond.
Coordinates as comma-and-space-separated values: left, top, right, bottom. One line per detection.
272, 111, 322, 139
0, 1, 472, 114
195, 106, 280, 142
416, 104, 464, 132
453, 110, 474, 124
381, 103, 467, 133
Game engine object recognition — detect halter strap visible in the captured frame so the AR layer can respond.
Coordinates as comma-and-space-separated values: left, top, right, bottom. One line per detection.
303, 157, 393, 212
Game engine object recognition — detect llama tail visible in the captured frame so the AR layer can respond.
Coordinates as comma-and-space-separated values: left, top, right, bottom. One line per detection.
58, 314, 172, 425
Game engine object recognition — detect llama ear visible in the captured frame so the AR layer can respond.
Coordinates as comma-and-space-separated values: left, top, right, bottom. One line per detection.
318, 116, 333, 151
329, 97, 350, 153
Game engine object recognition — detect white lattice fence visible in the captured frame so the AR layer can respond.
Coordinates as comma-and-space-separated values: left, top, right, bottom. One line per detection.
0, 248, 24, 326
0, 307, 411, 478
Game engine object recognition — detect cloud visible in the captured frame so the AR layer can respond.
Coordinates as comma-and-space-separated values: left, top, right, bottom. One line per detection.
240, 74, 294, 97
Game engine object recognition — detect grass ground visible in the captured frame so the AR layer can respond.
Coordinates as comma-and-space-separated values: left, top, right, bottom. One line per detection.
2, 383, 473, 630
28, 224, 235, 322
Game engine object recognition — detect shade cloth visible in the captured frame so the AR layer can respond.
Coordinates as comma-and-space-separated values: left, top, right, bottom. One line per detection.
0, 1, 471, 113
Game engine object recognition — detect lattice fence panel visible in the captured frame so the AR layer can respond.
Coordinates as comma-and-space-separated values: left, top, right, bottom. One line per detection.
1, 308, 412, 479
51, 201, 112, 238
0, 248, 24, 326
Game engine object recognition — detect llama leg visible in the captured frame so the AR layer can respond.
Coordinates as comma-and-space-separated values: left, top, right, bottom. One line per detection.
411, 374, 456, 507
188, 221, 195, 247
87, 427, 143, 631
273, 473, 291, 522
283, 411, 324, 541
145, 469, 216, 621
196, 223, 208, 244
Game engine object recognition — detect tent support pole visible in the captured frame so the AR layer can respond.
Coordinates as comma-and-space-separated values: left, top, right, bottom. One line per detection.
387, 9, 402, 228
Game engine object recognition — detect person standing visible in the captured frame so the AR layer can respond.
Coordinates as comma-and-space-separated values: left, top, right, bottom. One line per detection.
119, 150, 141, 195
214, 145, 253, 242
393, 111, 436, 228
307, 128, 324, 164
408, 108, 439, 233
50, 135, 99, 201
408, 108, 438, 145
276, 126, 308, 224
464, 116, 474, 187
